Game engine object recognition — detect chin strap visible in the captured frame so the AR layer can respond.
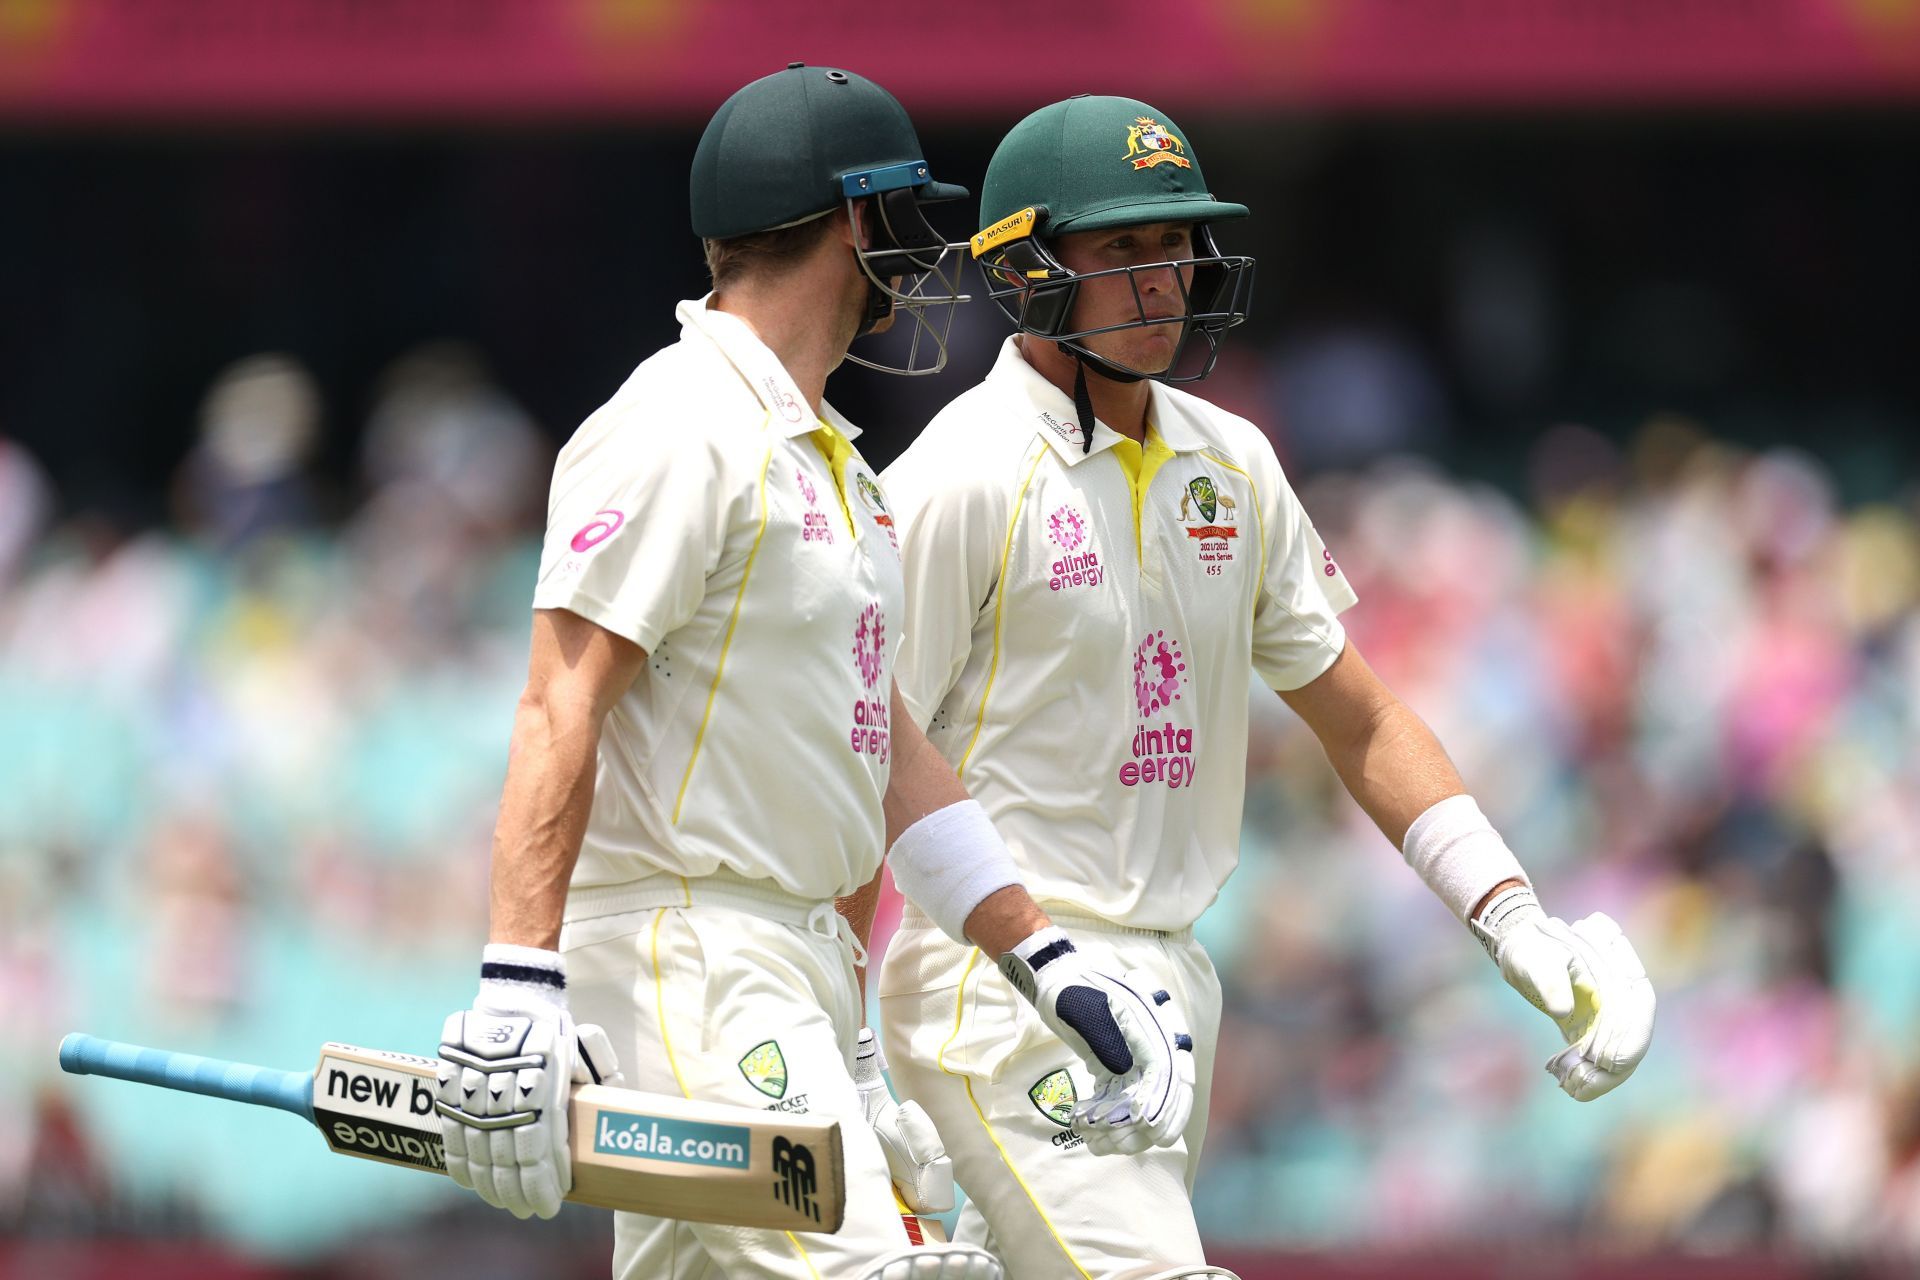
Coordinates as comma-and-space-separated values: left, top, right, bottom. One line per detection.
1067, 344, 1149, 454
1073, 358, 1096, 455
855, 276, 892, 339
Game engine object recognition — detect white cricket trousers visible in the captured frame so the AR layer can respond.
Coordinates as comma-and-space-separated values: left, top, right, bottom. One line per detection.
878, 904, 1222, 1280
562, 871, 911, 1279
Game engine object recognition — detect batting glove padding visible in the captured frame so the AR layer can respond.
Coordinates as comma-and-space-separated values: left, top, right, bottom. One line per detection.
999, 928, 1196, 1156
1472, 887, 1656, 1101
434, 945, 622, 1219
857, 1244, 1005, 1280
854, 1027, 955, 1214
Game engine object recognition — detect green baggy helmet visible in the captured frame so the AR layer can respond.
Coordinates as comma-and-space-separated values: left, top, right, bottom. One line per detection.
971, 95, 1255, 388
692, 64, 973, 375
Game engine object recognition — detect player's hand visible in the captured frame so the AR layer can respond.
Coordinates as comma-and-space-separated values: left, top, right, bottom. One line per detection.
434, 945, 622, 1219
853, 1027, 954, 1214
998, 927, 1195, 1156
1472, 886, 1655, 1101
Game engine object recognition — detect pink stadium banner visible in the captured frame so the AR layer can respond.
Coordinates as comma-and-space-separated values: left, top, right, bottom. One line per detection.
1, 0, 1918, 118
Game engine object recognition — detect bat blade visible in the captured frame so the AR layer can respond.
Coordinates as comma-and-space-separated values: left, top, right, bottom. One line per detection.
63, 1035, 845, 1233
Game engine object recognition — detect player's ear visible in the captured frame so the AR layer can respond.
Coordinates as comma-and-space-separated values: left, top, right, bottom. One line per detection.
829, 205, 860, 249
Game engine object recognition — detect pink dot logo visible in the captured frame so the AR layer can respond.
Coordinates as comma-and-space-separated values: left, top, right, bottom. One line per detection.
1132, 630, 1186, 717
1048, 504, 1088, 552
852, 602, 887, 689
1323, 547, 1339, 578
570, 509, 625, 553
796, 469, 818, 508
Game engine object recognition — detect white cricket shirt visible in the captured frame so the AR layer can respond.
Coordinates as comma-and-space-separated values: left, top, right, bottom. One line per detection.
884, 338, 1357, 930
533, 298, 905, 906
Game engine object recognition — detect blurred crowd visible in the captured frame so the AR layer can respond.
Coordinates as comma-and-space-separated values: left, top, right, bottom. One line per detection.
1, 342, 1917, 1267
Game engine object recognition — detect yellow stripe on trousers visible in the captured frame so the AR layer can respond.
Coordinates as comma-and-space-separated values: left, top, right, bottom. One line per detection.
648, 906, 821, 1278
937, 948, 1094, 1280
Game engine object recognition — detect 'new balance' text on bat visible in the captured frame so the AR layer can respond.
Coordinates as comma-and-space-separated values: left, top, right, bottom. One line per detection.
58, 1034, 845, 1232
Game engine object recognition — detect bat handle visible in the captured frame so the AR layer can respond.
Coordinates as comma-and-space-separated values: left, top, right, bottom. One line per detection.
59, 1033, 316, 1124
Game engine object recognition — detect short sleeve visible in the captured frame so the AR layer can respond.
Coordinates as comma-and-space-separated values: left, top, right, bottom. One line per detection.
883, 442, 1006, 730
531, 421, 750, 654
1250, 455, 1359, 692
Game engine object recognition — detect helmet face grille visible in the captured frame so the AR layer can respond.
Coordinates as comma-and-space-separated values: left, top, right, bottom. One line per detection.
846, 189, 974, 377
977, 222, 1254, 385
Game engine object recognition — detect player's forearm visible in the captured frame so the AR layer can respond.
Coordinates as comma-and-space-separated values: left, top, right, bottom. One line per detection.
881, 702, 969, 848
960, 885, 1053, 959
1319, 695, 1468, 849
487, 690, 603, 949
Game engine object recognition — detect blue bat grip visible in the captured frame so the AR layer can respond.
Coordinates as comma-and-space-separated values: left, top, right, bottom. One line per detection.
59, 1033, 315, 1125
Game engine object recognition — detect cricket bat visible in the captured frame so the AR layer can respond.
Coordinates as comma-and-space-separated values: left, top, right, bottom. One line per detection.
58, 1033, 845, 1233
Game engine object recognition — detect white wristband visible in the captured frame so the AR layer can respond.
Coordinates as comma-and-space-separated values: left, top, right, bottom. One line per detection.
887, 799, 1024, 946
1401, 794, 1527, 924
478, 942, 568, 1012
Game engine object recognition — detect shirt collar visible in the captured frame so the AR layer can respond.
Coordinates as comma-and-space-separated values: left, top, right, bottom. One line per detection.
985, 336, 1205, 465
675, 295, 861, 441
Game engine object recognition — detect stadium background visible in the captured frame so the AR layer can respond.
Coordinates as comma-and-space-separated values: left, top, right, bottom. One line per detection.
3, 2, 1918, 1277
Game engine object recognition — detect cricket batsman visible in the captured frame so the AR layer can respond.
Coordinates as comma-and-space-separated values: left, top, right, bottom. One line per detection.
877, 95, 1658, 1278
430, 70, 1193, 1280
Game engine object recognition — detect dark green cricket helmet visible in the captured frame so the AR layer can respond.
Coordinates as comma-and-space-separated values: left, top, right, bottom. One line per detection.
971, 95, 1255, 386
692, 64, 973, 374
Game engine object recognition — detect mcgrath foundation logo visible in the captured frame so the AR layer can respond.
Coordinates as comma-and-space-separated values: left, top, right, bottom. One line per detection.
763, 376, 805, 423
738, 1041, 787, 1099
1038, 410, 1083, 446
1048, 504, 1087, 552
1133, 630, 1186, 717
1123, 116, 1191, 171
852, 603, 886, 689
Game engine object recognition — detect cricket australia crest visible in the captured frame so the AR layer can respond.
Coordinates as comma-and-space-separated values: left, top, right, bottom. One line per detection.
1179, 474, 1238, 565
1029, 1069, 1077, 1127
738, 1040, 788, 1099
1123, 116, 1191, 170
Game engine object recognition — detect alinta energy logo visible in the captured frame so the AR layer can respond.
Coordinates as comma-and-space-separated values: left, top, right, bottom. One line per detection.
850, 603, 889, 763
797, 468, 834, 544
1046, 504, 1103, 592
1126, 630, 1197, 790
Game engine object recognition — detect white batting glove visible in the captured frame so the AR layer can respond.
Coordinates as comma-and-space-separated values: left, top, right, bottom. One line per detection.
999, 928, 1195, 1156
434, 944, 622, 1219
853, 1027, 954, 1214
1472, 886, 1656, 1101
